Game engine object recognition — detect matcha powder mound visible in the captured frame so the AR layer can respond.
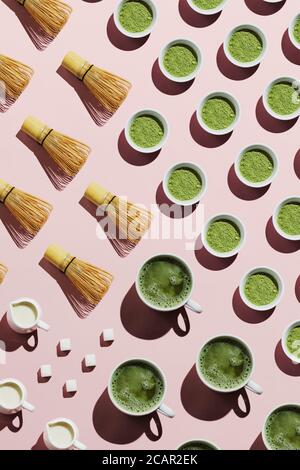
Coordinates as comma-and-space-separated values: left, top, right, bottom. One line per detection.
168, 168, 202, 201
278, 203, 300, 236
193, 0, 223, 9
239, 149, 274, 183
206, 220, 241, 253
130, 115, 164, 148
228, 30, 263, 63
245, 273, 278, 306
268, 82, 300, 116
294, 16, 300, 44
202, 98, 236, 130
119, 1, 153, 33
163, 45, 198, 78
287, 327, 300, 358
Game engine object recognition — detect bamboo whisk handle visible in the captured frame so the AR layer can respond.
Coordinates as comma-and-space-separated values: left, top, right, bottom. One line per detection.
84, 183, 114, 207
0, 179, 14, 204
44, 244, 75, 273
62, 52, 92, 81
22, 116, 52, 145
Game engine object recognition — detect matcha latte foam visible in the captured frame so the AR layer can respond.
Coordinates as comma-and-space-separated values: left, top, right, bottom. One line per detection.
111, 361, 164, 413
265, 407, 300, 450
179, 441, 216, 450
199, 338, 252, 390
119, 1, 153, 33
138, 256, 192, 309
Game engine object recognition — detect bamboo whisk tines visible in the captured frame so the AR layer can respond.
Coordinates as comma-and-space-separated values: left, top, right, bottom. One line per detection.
0, 55, 34, 111
0, 263, 8, 284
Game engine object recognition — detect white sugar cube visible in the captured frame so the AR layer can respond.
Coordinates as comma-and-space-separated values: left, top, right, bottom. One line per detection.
103, 328, 114, 342
84, 354, 96, 368
40, 364, 52, 378
65, 379, 77, 393
59, 338, 71, 352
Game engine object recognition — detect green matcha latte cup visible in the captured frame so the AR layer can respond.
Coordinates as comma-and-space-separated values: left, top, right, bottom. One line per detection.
262, 404, 300, 450
197, 91, 240, 135
281, 320, 300, 366
202, 214, 245, 258
163, 162, 207, 206
239, 266, 284, 312
125, 109, 169, 153
114, 0, 157, 39
263, 76, 300, 121
235, 144, 279, 188
224, 24, 267, 68
186, 0, 228, 15
159, 39, 202, 83
272, 196, 300, 241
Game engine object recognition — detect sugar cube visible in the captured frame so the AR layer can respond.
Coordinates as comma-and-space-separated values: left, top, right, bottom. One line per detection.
65, 379, 77, 393
103, 328, 114, 342
84, 354, 96, 368
40, 364, 52, 378
59, 338, 71, 352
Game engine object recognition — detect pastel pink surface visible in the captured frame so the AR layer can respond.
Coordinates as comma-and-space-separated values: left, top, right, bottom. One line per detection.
0, 0, 299, 451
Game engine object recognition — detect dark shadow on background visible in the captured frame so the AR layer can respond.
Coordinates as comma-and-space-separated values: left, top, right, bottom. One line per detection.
227, 165, 270, 201
181, 365, 251, 421
296, 275, 300, 303
245, 0, 286, 16
232, 288, 274, 324
190, 112, 232, 148
217, 44, 259, 81
57, 65, 111, 127
194, 236, 237, 271
151, 59, 194, 95
250, 433, 266, 450
107, 14, 149, 51
294, 149, 300, 179
17, 130, 71, 191
0, 411, 23, 433
0, 206, 33, 249
120, 284, 191, 340
93, 388, 162, 444
265, 217, 300, 254
256, 97, 298, 133
274, 340, 300, 377
281, 30, 300, 66
178, 0, 221, 27
155, 182, 198, 219
0, 313, 38, 352
39, 257, 95, 319
118, 129, 160, 166
31, 433, 48, 450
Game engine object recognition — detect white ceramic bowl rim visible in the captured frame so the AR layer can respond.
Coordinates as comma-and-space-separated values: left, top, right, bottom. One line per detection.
239, 266, 284, 311
263, 76, 300, 121
197, 91, 240, 135
196, 334, 255, 393
224, 24, 267, 68
135, 253, 194, 312
108, 357, 167, 416
202, 213, 246, 258
272, 196, 300, 241
125, 108, 169, 154
288, 13, 300, 50
162, 161, 207, 206
262, 403, 300, 450
114, 0, 157, 39
158, 38, 202, 83
281, 320, 300, 364
234, 144, 279, 189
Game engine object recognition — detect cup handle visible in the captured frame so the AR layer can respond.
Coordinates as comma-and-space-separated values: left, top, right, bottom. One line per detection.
22, 401, 35, 412
74, 440, 87, 450
37, 320, 50, 331
185, 298, 202, 314
158, 403, 175, 418
245, 380, 263, 395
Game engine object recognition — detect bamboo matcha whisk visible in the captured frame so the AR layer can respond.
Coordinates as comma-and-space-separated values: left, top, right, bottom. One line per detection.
0, 55, 34, 110
0, 179, 52, 237
44, 244, 113, 311
0, 263, 8, 284
21, 116, 91, 178
84, 183, 152, 245
17, 0, 72, 41
62, 51, 131, 117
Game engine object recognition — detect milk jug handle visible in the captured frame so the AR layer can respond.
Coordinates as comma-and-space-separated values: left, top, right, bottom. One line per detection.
22, 401, 35, 412
74, 440, 87, 450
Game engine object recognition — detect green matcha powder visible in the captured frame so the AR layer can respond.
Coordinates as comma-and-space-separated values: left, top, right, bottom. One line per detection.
277, 203, 300, 236
228, 30, 263, 63
287, 326, 300, 359
206, 220, 241, 253
293, 16, 300, 44
130, 115, 164, 148
119, 1, 153, 33
193, 0, 223, 9
244, 273, 278, 306
268, 82, 300, 116
163, 44, 198, 78
239, 149, 274, 183
202, 98, 236, 130
168, 168, 202, 201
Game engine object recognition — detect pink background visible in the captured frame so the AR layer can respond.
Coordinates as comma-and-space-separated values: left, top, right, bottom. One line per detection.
0, 0, 299, 450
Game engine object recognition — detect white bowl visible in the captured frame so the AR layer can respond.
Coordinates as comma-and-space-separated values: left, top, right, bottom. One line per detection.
163, 162, 207, 206
272, 196, 300, 241
197, 91, 240, 135
202, 213, 245, 258
262, 76, 300, 121
288, 14, 300, 51
178, 439, 220, 450
262, 403, 300, 451
186, 0, 228, 15
234, 144, 278, 188
281, 320, 300, 365
125, 109, 169, 154
224, 24, 267, 68
158, 38, 202, 83
114, 0, 157, 39
239, 266, 284, 312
